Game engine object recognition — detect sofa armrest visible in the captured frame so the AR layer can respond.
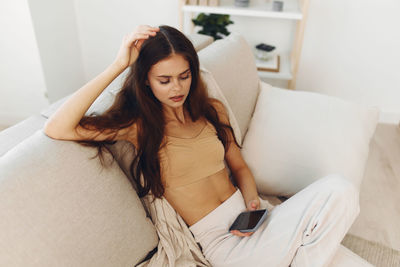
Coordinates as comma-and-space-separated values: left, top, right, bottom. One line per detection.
0, 130, 158, 266
186, 33, 214, 51
0, 114, 46, 157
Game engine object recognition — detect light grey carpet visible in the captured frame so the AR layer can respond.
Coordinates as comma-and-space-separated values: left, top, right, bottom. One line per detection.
342, 234, 400, 267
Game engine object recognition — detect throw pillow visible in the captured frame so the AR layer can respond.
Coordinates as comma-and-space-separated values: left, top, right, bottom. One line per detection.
241, 82, 380, 197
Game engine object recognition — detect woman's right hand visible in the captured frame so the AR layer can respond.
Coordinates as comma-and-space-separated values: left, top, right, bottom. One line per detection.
112, 25, 160, 70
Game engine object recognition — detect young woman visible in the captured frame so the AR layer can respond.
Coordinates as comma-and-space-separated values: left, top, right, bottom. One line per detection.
44, 25, 360, 267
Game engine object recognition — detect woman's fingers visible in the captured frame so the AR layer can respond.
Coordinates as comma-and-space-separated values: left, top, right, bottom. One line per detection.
125, 29, 158, 48
126, 33, 149, 45
136, 24, 159, 32
112, 25, 159, 69
230, 230, 254, 237
135, 39, 146, 51
129, 26, 159, 41
247, 199, 260, 211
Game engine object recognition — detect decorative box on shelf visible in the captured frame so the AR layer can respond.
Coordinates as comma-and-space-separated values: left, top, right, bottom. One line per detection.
256, 54, 280, 72
186, 0, 219, 6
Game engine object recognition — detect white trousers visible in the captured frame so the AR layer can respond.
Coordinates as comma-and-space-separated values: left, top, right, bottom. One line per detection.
189, 174, 360, 267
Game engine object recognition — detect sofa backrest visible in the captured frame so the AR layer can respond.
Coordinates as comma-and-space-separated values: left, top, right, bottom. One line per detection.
0, 131, 158, 266
198, 32, 261, 143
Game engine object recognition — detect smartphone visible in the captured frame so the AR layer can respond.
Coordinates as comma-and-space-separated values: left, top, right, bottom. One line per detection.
229, 209, 268, 233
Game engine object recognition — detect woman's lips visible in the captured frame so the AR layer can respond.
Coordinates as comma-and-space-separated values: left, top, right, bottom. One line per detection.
170, 95, 184, 102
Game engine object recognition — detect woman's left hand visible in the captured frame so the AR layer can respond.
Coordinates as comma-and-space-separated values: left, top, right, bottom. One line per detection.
230, 198, 260, 237
246, 198, 260, 211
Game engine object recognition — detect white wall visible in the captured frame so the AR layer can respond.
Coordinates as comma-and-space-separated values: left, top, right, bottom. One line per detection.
0, 0, 48, 126
0, 0, 86, 126
28, 0, 85, 103
73, 0, 180, 92
296, 0, 400, 124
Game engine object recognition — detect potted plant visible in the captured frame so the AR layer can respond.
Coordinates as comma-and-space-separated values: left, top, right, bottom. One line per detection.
191, 13, 234, 40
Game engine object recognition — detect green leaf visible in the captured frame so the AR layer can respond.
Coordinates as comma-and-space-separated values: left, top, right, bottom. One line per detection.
193, 12, 234, 39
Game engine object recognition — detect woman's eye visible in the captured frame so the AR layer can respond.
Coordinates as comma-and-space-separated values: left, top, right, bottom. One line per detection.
159, 75, 190, 85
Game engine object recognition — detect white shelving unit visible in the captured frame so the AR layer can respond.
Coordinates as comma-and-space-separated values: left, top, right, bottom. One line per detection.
182, 0, 302, 20
178, 0, 310, 89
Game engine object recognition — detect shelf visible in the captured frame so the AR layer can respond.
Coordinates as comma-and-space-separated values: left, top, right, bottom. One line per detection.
179, 0, 309, 88
256, 53, 292, 80
182, 0, 302, 20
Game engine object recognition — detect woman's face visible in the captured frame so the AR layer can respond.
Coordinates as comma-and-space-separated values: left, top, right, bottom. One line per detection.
146, 53, 192, 109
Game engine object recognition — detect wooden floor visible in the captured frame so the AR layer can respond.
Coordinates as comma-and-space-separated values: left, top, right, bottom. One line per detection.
348, 123, 400, 251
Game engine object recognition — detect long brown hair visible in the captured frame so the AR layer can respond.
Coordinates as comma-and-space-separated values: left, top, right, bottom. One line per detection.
77, 25, 241, 199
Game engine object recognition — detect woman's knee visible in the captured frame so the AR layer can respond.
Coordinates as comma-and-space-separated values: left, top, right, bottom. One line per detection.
320, 174, 358, 192
318, 174, 360, 215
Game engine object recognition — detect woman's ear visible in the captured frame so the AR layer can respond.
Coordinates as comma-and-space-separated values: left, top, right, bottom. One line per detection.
145, 80, 150, 86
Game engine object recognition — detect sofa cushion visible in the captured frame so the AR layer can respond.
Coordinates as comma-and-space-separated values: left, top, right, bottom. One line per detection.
198, 32, 261, 144
241, 82, 380, 197
0, 130, 158, 266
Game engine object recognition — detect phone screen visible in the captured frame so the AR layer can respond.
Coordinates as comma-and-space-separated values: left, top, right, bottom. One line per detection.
229, 209, 267, 231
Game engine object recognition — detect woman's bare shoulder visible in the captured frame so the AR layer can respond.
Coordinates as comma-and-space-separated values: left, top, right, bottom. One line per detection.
209, 98, 229, 123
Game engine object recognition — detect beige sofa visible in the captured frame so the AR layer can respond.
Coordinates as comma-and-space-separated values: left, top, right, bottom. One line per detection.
0, 33, 378, 266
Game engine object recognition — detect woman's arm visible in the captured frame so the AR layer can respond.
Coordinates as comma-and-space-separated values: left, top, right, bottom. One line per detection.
44, 25, 160, 140
229, 164, 260, 209
211, 100, 260, 210
224, 138, 260, 212
44, 63, 125, 139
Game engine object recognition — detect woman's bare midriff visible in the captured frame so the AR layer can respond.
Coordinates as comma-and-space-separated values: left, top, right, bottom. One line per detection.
163, 167, 237, 227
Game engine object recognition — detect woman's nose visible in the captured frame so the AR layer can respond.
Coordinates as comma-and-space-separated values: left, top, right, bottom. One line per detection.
171, 78, 183, 90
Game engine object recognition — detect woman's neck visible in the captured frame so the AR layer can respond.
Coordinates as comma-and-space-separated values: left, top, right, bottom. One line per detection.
163, 105, 189, 125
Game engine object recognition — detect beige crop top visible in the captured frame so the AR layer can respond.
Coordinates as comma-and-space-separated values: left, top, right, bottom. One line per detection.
158, 120, 226, 189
